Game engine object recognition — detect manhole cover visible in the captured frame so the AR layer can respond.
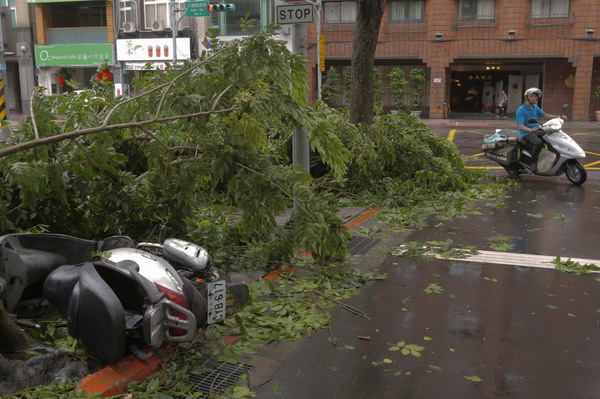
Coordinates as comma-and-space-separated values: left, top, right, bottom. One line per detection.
348, 235, 380, 255
183, 358, 253, 396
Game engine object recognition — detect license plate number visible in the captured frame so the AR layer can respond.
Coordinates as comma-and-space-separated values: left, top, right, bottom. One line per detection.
207, 280, 227, 324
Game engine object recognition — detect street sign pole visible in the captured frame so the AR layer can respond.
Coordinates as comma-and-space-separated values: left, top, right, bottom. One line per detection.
171, 0, 177, 64
292, 22, 310, 212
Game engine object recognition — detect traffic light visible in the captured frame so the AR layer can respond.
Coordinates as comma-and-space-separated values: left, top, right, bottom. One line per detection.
206, 3, 236, 12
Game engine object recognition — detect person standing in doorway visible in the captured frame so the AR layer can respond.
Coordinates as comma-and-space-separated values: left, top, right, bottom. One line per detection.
516, 87, 565, 172
497, 89, 508, 118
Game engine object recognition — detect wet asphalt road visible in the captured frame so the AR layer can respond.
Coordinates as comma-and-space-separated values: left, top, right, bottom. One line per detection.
253, 127, 600, 399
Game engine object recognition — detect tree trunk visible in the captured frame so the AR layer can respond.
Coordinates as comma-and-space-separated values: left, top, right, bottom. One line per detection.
0, 302, 32, 354
348, 0, 386, 126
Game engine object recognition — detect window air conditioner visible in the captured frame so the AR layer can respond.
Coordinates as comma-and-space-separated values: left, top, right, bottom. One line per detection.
151, 20, 165, 32
122, 21, 137, 33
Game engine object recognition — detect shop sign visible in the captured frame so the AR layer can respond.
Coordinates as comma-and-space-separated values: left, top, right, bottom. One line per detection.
35, 44, 114, 67
116, 38, 191, 62
124, 62, 184, 71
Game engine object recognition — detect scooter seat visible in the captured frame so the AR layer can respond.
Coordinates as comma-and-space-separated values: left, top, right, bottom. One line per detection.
70, 263, 127, 364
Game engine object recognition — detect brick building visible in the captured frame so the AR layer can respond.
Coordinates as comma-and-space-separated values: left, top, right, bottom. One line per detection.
310, 0, 600, 120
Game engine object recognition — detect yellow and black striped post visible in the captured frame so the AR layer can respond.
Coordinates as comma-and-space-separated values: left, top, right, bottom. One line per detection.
0, 78, 6, 121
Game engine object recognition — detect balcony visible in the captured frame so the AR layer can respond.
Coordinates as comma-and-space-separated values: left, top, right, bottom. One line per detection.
47, 27, 108, 45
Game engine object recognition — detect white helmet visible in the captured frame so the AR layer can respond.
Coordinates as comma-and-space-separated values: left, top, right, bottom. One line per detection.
524, 87, 542, 98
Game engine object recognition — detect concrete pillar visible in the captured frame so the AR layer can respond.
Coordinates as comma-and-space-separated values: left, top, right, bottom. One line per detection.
428, 65, 447, 119
571, 52, 594, 121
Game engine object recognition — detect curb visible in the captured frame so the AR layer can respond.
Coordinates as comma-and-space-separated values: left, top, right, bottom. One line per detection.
77, 208, 380, 397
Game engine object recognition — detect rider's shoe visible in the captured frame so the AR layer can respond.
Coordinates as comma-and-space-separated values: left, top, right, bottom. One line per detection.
530, 162, 537, 173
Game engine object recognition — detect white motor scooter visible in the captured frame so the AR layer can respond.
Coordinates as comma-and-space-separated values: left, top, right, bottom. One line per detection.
482, 104, 587, 185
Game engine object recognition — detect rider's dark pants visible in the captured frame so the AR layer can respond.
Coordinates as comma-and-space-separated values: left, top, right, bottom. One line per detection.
522, 132, 544, 166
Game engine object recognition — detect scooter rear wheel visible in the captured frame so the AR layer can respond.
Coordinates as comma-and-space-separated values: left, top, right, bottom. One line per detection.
565, 160, 587, 185
503, 165, 522, 178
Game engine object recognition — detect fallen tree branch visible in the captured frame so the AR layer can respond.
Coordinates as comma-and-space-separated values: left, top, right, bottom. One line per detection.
0, 107, 238, 159
285, 275, 370, 320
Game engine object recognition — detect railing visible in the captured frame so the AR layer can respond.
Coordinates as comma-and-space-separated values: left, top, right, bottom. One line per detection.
455, 15, 496, 28
47, 27, 108, 45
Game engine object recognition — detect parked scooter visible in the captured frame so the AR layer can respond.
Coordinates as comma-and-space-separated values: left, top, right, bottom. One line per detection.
0, 233, 249, 364
482, 104, 587, 185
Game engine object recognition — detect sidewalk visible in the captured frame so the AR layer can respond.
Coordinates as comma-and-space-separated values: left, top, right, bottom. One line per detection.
423, 118, 600, 129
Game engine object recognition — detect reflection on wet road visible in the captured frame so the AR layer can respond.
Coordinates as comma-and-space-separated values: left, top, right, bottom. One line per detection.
255, 168, 600, 399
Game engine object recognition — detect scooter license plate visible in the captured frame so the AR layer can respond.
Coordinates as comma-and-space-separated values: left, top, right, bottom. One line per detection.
207, 280, 227, 324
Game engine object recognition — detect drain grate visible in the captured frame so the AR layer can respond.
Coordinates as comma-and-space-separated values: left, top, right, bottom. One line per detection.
183, 358, 253, 396
348, 235, 380, 255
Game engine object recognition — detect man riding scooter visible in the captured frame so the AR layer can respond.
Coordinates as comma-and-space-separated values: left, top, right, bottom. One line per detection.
516, 87, 566, 172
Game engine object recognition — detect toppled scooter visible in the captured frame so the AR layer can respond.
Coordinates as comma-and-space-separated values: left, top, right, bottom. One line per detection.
0, 233, 249, 364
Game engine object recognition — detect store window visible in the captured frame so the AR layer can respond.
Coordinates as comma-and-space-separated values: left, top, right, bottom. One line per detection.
390, 0, 423, 21
120, 0, 135, 27
324, 1, 357, 23
531, 0, 569, 18
458, 0, 494, 21
0, 0, 16, 26
144, 0, 190, 30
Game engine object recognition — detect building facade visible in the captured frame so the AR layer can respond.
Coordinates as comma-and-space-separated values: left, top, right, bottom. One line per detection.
22, 0, 600, 121
1, 0, 35, 115
311, 0, 600, 120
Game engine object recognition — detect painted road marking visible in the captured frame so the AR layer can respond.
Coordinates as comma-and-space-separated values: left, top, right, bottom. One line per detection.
583, 160, 600, 168
447, 128, 600, 171
396, 246, 600, 271
466, 166, 503, 169
447, 129, 456, 142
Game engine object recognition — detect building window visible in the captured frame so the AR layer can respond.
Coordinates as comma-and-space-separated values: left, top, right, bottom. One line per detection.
144, 0, 190, 30
120, 0, 135, 28
458, 0, 494, 21
390, 0, 423, 21
324, 1, 357, 23
50, 2, 107, 27
0, 0, 16, 26
531, 0, 569, 18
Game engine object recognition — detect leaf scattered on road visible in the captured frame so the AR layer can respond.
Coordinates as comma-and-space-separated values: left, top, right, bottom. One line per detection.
423, 283, 444, 294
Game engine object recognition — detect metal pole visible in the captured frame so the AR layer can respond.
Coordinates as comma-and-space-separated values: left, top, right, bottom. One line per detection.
171, 0, 177, 64
291, 23, 309, 174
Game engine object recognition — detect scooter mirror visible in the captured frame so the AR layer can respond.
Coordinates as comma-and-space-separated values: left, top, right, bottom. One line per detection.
562, 104, 568, 111
527, 118, 539, 124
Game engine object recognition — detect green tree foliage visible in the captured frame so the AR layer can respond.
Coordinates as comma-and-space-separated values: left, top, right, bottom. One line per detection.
0, 30, 351, 263
409, 67, 426, 110
310, 103, 472, 207
321, 67, 341, 105
389, 67, 407, 110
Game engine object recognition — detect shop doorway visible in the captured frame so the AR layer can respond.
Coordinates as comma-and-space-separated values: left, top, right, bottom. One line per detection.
449, 62, 543, 117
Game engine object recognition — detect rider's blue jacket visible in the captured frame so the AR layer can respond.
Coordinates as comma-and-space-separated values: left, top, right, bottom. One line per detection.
516, 103, 546, 137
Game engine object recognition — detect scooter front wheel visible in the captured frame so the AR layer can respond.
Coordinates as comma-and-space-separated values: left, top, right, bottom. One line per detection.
565, 160, 587, 185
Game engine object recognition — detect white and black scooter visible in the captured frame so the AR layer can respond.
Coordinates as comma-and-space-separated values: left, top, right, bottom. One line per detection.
482, 104, 587, 185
